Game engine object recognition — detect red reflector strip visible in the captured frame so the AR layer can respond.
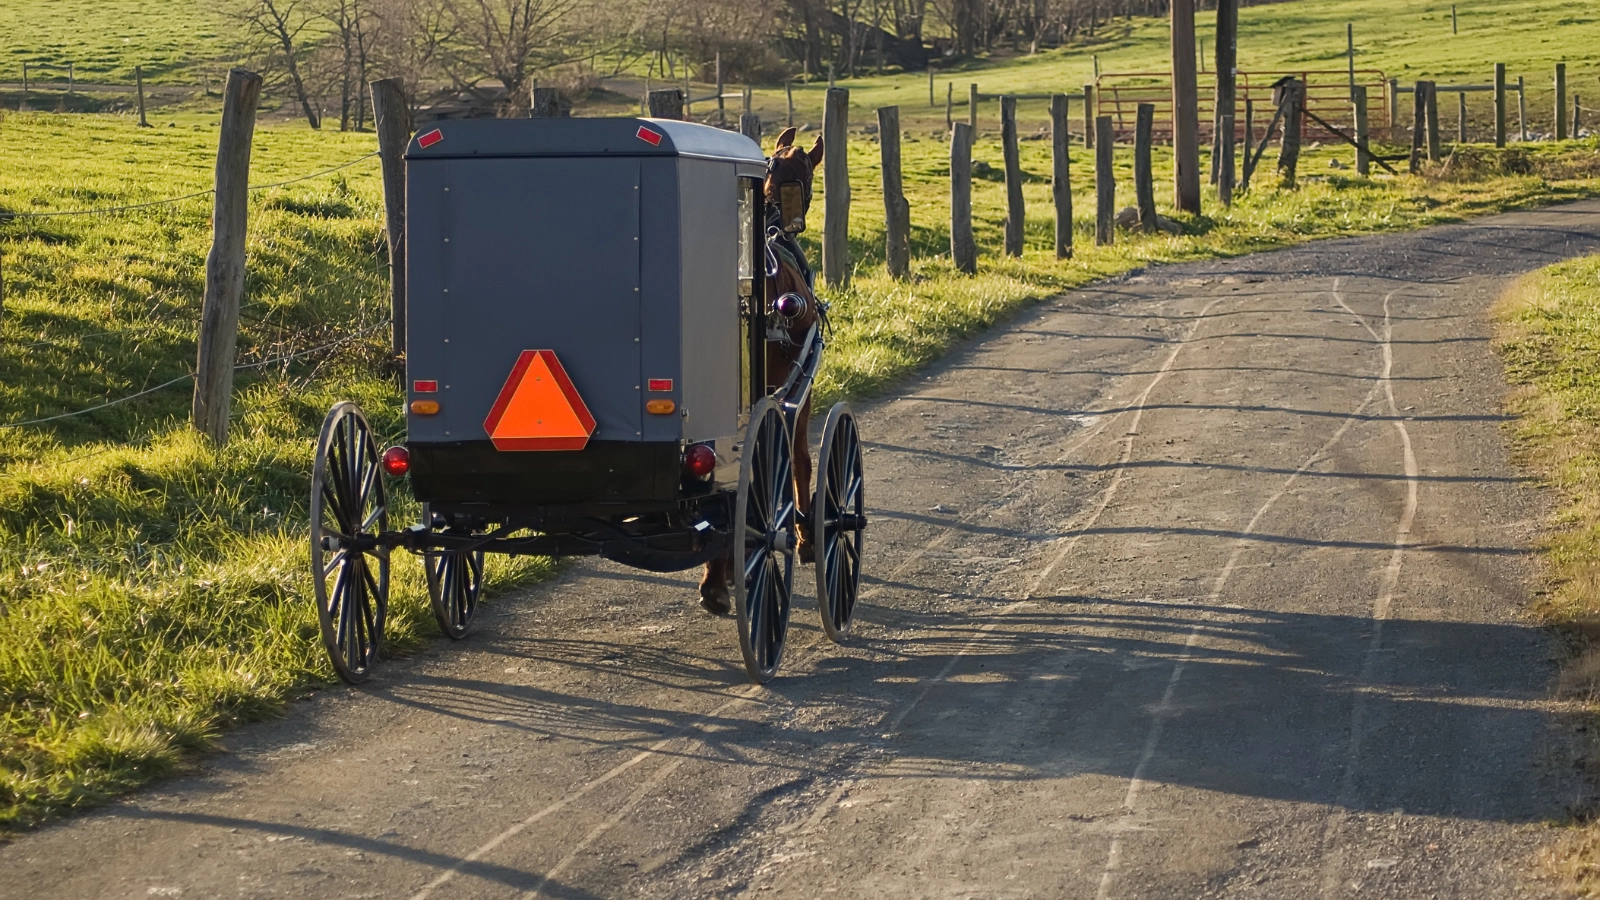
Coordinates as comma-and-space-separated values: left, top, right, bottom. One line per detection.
418, 128, 444, 148
413, 380, 438, 393
647, 378, 673, 392
636, 126, 663, 146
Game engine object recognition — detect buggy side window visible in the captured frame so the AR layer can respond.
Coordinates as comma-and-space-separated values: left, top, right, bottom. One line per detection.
737, 179, 755, 298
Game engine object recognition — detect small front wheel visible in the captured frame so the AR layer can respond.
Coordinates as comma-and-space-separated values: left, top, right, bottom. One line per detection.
814, 403, 865, 642
427, 541, 484, 639
310, 402, 390, 684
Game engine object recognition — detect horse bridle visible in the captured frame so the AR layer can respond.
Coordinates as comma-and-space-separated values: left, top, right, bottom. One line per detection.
767, 149, 815, 234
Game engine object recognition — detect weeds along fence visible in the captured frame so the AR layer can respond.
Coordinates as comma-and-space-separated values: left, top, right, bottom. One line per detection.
0, 68, 387, 444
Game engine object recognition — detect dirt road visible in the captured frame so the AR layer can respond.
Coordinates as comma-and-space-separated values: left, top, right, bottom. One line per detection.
10, 203, 1600, 898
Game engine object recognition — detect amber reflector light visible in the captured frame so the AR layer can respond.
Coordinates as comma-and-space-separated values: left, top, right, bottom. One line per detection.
646, 399, 676, 415
410, 400, 441, 415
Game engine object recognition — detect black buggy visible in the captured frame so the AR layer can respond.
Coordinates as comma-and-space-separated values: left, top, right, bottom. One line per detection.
309, 118, 866, 685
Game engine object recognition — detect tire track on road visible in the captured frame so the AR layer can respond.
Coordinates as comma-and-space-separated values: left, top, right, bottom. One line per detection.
1094, 281, 1393, 900
1315, 287, 1426, 898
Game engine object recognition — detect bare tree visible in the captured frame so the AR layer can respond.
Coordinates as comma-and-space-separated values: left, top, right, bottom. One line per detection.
443, 0, 577, 117
237, 0, 325, 128
320, 0, 380, 130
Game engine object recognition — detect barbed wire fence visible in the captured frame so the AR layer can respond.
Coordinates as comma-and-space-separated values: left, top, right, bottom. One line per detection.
0, 138, 390, 434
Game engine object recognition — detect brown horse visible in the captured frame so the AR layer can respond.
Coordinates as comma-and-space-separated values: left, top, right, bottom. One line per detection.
699, 127, 825, 615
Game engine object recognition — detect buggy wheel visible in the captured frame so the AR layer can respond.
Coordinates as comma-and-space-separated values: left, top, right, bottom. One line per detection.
427, 541, 484, 640
734, 396, 797, 684
309, 402, 390, 684
814, 403, 866, 642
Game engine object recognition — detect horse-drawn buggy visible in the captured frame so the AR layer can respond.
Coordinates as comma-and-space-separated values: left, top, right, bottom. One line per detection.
309, 117, 866, 685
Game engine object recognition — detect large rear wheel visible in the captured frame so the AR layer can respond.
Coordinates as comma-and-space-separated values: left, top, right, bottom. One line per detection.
734, 397, 797, 683
310, 402, 390, 684
814, 403, 866, 642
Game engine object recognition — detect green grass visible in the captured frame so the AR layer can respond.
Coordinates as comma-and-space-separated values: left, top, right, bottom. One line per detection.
1494, 257, 1600, 896
0, 0, 232, 85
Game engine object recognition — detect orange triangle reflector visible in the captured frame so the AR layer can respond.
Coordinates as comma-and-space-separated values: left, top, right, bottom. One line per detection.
483, 350, 597, 451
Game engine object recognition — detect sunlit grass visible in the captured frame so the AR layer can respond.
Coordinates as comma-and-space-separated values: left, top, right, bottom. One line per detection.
1494, 255, 1600, 896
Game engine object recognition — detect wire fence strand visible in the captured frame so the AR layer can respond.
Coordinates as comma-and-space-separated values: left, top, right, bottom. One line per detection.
0, 320, 387, 430
1, 151, 381, 220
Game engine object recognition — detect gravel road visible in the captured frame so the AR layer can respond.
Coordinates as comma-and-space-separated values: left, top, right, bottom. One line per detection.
10, 202, 1600, 899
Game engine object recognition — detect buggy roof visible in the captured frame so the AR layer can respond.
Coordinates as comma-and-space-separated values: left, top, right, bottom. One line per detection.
406, 117, 766, 165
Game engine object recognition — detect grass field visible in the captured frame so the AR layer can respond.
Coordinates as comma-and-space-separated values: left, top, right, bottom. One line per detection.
0, 0, 231, 86
1495, 256, 1600, 896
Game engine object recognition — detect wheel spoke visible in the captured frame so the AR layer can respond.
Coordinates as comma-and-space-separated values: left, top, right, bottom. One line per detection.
322, 549, 347, 578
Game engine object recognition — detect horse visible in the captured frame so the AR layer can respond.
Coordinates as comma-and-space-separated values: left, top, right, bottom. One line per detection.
698, 126, 825, 616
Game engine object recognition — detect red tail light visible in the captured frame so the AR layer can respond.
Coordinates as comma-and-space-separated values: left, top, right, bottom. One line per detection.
683, 443, 716, 479
382, 446, 411, 476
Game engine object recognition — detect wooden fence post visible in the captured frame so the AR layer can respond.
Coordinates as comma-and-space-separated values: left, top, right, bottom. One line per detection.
742, 86, 752, 116
1556, 63, 1568, 140
1278, 79, 1303, 187
786, 81, 795, 127
1095, 116, 1115, 246
968, 83, 979, 135
1457, 91, 1468, 143
716, 50, 725, 127
1084, 84, 1096, 150
1212, 0, 1239, 188
929, 69, 935, 107
531, 87, 560, 118
1353, 85, 1370, 176
371, 78, 410, 358
740, 113, 761, 142
1001, 96, 1024, 257
1219, 114, 1236, 206
1425, 81, 1442, 160
945, 82, 953, 132
192, 68, 263, 446
1388, 78, 1400, 140
878, 106, 910, 279
1051, 93, 1073, 259
648, 88, 684, 120
1134, 103, 1157, 232
1171, 0, 1201, 215
1410, 81, 1428, 173
1494, 63, 1507, 147
950, 122, 977, 274
1519, 76, 1528, 141
822, 88, 850, 288
21, 63, 26, 93
1575, 94, 1583, 138
135, 66, 151, 128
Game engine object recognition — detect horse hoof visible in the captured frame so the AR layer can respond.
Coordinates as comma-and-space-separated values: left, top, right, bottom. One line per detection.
699, 584, 732, 617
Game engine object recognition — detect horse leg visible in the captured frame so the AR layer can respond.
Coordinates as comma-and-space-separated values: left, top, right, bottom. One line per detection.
792, 400, 815, 564
698, 552, 732, 616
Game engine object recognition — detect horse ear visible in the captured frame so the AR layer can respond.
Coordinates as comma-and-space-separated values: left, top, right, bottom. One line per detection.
807, 135, 825, 168
775, 127, 798, 149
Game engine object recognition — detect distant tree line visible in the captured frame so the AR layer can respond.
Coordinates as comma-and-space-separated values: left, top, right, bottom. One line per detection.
232, 0, 1293, 127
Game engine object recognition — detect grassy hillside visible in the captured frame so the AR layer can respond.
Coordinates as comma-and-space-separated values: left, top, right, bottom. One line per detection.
0, 1, 231, 85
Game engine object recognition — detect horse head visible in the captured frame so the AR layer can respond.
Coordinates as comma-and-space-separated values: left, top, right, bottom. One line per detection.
765, 127, 825, 234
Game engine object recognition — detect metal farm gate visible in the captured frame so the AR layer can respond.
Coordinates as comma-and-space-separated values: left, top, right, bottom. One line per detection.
1094, 69, 1394, 144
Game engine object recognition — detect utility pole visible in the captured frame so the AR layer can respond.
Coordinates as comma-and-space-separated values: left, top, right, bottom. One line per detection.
1171, 0, 1201, 214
